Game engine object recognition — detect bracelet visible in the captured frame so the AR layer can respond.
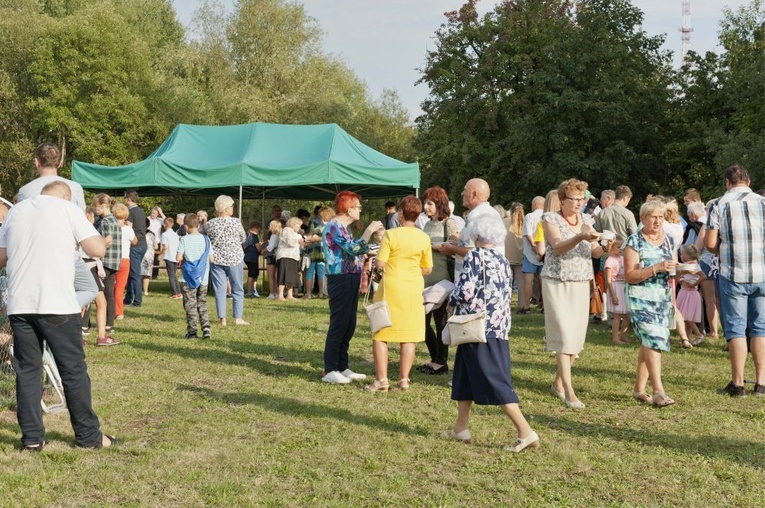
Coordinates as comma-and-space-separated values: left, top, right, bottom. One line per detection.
651, 265, 656, 277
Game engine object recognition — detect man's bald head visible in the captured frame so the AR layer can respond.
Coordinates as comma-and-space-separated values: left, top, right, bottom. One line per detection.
41, 181, 71, 201
462, 178, 491, 210
531, 196, 545, 210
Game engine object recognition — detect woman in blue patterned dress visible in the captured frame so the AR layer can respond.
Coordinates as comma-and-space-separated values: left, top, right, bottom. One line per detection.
624, 199, 678, 407
443, 216, 539, 453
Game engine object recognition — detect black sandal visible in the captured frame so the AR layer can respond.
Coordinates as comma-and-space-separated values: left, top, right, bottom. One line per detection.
422, 364, 449, 375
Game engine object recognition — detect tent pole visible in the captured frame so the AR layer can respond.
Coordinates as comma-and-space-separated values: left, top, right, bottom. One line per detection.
238, 185, 243, 219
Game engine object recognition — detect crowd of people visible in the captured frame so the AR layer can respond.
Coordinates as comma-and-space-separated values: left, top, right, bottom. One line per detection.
1, 142, 764, 455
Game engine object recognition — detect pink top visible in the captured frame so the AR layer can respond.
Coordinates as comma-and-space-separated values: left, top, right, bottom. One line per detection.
604, 255, 625, 282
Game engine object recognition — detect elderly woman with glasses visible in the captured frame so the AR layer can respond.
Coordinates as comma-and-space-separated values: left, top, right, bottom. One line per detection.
542, 179, 611, 409
443, 214, 539, 452
206, 195, 248, 326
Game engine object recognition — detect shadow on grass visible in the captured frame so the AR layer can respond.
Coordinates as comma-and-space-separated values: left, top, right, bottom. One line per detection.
534, 413, 765, 470
0, 419, 76, 450
129, 340, 373, 381
178, 384, 431, 436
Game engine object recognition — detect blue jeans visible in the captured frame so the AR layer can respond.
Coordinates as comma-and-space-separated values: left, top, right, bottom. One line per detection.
125, 245, 147, 306
10, 313, 102, 447
210, 262, 244, 319
323, 273, 361, 373
718, 275, 765, 340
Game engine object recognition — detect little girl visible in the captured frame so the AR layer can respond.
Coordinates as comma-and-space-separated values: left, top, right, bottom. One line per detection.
604, 235, 630, 345
676, 244, 706, 345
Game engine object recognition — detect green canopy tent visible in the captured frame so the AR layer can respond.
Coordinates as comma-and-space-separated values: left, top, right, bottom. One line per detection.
72, 122, 420, 203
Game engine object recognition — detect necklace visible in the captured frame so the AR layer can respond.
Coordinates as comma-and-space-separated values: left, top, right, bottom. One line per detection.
562, 212, 579, 227
643, 231, 662, 242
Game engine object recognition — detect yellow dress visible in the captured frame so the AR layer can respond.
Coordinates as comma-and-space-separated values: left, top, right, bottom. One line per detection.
373, 227, 433, 343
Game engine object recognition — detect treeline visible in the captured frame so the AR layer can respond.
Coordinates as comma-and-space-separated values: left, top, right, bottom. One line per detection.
1, 0, 762, 209
0, 0, 415, 196
415, 0, 765, 205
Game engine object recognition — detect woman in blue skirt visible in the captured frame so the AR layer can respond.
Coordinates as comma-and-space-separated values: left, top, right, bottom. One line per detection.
443, 216, 539, 452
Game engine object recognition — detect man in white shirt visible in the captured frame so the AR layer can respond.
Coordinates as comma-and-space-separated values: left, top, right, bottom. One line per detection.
0, 181, 117, 450
518, 196, 545, 313
439, 178, 504, 279
17, 143, 86, 211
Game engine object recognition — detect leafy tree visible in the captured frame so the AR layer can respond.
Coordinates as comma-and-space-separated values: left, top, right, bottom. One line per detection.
416, 0, 674, 206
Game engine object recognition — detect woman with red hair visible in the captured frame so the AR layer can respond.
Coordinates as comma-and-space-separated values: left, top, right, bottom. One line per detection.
321, 191, 384, 384
366, 196, 433, 391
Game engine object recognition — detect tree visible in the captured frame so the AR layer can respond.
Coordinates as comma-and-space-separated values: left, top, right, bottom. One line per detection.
416, 0, 674, 205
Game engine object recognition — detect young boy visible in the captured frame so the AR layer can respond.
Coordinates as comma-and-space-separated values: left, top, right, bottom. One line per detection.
176, 213, 212, 339
160, 217, 181, 298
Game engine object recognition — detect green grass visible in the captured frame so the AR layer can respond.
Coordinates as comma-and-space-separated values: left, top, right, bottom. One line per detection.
1, 278, 764, 507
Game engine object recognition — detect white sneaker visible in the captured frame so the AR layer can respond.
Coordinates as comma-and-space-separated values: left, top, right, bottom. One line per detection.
267, 294, 276, 300
322, 371, 351, 384
340, 369, 367, 381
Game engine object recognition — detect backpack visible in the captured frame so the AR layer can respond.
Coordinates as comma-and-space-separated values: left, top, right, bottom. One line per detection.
181, 236, 211, 289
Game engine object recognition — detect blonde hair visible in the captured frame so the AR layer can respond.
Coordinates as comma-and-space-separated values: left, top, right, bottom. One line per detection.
319, 206, 335, 222
268, 220, 282, 235
214, 195, 234, 213
639, 199, 667, 219
92, 193, 112, 208
507, 202, 524, 236
286, 217, 303, 230
664, 207, 680, 224
544, 189, 561, 213
681, 244, 700, 261
557, 178, 588, 202
112, 202, 129, 220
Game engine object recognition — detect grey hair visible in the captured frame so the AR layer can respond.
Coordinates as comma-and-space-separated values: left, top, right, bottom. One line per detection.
687, 202, 705, 219
466, 214, 507, 245
639, 199, 667, 219
214, 195, 234, 213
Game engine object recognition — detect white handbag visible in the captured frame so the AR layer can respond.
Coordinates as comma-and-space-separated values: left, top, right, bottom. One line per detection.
444, 250, 488, 346
363, 280, 392, 333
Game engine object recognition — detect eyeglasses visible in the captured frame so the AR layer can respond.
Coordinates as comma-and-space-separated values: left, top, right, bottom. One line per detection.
565, 196, 587, 203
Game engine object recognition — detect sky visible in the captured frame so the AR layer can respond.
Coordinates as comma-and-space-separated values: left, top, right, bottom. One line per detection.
172, 0, 753, 121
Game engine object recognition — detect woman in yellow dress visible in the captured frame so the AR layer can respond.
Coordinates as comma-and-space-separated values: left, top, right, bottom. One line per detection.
366, 196, 433, 391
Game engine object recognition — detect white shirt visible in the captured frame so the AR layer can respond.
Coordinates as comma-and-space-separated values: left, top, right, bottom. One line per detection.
0, 195, 99, 315
522, 208, 544, 265
161, 229, 180, 263
148, 217, 163, 239
121, 225, 135, 259
17, 176, 86, 211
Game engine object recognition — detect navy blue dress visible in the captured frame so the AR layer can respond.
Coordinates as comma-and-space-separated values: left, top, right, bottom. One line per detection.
449, 248, 519, 405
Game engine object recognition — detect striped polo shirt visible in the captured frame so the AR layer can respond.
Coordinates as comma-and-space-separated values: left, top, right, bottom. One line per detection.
706, 186, 765, 284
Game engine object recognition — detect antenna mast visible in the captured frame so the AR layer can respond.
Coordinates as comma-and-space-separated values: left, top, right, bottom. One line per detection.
679, 0, 694, 65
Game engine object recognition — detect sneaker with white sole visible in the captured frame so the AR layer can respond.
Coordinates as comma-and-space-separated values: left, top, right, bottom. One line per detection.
322, 371, 351, 384
340, 369, 367, 381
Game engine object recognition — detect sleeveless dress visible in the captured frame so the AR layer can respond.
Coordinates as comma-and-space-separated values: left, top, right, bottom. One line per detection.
625, 233, 675, 352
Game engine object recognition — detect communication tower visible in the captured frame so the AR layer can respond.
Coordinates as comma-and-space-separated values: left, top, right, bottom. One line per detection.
679, 0, 694, 65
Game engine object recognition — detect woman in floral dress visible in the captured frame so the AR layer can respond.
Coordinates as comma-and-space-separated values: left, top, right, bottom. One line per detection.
443, 216, 539, 453
624, 199, 678, 407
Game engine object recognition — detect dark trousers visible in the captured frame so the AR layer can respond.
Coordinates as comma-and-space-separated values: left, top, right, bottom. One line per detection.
323, 273, 361, 373
102, 267, 117, 327
166, 260, 180, 295
425, 305, 449, 365
152, 253, 160, 279
181, 283, 211, 333
10, 314, 101, 447
125, 245, 147, 306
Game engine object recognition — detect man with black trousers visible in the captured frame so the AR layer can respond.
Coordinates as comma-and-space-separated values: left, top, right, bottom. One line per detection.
123, 190, 147, 307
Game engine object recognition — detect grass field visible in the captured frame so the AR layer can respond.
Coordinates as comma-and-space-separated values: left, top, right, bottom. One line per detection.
1, 278, 764, 507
